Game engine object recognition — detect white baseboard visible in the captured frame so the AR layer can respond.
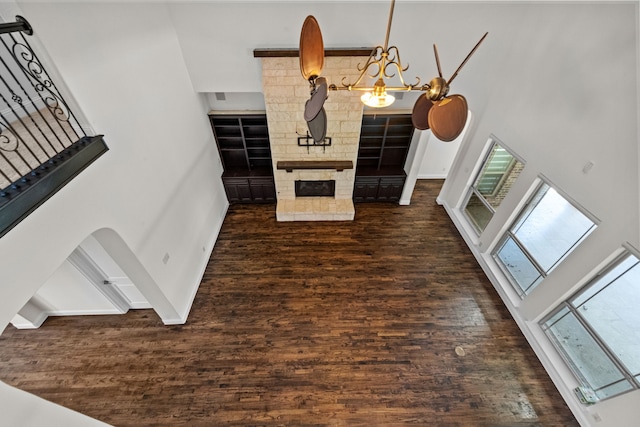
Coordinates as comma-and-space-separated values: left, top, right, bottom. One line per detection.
11, 312, 48, 329
417, 174, 447, 179
47, 308, 123, 317
169, 198, 229, 325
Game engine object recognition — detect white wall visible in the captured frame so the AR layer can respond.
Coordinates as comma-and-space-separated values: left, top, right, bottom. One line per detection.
418, 133, 462, 179
436, 3, 639, 427
205, 92, 265, 111
0, 381, 110, 427
0, 2, 228, 424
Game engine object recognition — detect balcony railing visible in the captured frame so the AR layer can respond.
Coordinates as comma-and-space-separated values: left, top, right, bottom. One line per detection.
0, 16, 108, 238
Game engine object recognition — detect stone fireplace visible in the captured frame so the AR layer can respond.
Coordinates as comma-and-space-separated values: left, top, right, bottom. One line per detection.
260, 56, 364, 221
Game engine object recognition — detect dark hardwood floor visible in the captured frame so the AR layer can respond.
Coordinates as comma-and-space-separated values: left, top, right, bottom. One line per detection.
0, 180, 578, 426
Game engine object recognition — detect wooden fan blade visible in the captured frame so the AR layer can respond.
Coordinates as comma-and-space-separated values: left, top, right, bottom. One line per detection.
307, 106, 327, 143
428, 94, 468, 142
304, 77, 328, 122
447, 32, 488, 86
299, 16, 325, 81
411, 94, 434, 130
433, 44, 443, 79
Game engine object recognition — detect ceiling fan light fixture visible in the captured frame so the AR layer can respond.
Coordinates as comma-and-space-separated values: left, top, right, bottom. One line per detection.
299, 0, 488, 131
361, 78, 395, 108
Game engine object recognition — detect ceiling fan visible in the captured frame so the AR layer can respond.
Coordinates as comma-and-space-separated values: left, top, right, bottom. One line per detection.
298, 0, 487, 142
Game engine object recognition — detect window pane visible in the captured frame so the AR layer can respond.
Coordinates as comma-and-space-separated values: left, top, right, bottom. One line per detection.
544, 304, 570, 329
463, 142, 523, 234
464, 191, 493, 232
495, 236, 543, 294
513, 185, 595, 272
598, 380, 635, 399
544, 311, 631, 398
574, 255, 638, 306
474, 144, 523, 210
575, 255, 640, 376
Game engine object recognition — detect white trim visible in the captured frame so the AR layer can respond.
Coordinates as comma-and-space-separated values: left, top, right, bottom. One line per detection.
400, 130, 430, 205
538, 174, 601, 226
10, 312, 48, 329
168, 198, 229, 325
417, 173, 448, 179
47, 309, 122, 317
68, 246, 130, 313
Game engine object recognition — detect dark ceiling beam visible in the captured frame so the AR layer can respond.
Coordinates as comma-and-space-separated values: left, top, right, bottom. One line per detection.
253, 47, 374, 58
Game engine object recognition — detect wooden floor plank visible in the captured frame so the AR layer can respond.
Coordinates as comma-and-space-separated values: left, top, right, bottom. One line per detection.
0, 180, 578, 426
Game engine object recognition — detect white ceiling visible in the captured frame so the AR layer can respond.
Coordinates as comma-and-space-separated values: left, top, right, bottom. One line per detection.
162, 1, 637, 114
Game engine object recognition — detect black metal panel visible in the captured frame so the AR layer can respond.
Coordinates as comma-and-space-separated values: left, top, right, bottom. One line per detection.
295, 180, 335, 197
0, 135, 108, 238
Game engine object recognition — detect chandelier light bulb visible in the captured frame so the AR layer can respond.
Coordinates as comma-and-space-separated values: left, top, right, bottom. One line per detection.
361, 91, 395, 108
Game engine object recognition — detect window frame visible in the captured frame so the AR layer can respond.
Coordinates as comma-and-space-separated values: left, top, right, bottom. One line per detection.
540, 249, 640, 401
492, 178, 597, 297
461, 136, 523, 235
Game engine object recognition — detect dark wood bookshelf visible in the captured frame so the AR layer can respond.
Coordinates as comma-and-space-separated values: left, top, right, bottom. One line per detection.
209, 113, 275, 204
354, 113, 414, 203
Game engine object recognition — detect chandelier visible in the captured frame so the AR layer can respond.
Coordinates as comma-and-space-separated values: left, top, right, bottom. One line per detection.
299, 0, 487, 142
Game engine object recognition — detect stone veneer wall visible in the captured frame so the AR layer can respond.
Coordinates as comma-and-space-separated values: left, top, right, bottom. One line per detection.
261, 56, 364, 221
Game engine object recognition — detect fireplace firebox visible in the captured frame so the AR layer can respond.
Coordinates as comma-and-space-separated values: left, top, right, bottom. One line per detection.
295, 180, 336, 197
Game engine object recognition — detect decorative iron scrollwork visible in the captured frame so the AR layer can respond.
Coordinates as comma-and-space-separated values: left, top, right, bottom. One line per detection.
340, 44, 421, 91
0, 127, 19, 152
10, 41, 72, 124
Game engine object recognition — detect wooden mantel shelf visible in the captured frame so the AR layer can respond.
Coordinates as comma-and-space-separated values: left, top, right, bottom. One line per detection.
277, 160, 353, 173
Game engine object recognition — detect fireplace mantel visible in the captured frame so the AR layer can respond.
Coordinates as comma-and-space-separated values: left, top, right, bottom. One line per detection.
276, 160, 353, 173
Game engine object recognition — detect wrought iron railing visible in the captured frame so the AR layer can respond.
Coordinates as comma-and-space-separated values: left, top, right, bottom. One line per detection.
0, 16, 108, 238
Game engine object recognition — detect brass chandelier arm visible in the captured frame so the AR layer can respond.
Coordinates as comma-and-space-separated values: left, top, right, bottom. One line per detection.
329, 83, 430, 92
383, 46, 408, 76
340, 45, 385, 89
330, 86, 429, 92
338, 45, 422, 91
383, 46, 420, 88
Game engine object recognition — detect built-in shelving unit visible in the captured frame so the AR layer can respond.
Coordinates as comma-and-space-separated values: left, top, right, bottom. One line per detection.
354, 113, 414, 203
209, 113, 276, 204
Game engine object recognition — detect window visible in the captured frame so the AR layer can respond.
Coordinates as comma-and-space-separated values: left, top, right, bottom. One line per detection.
463, 139, 523, 233
541, 251, 640, 400
493, 181, 596, 296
